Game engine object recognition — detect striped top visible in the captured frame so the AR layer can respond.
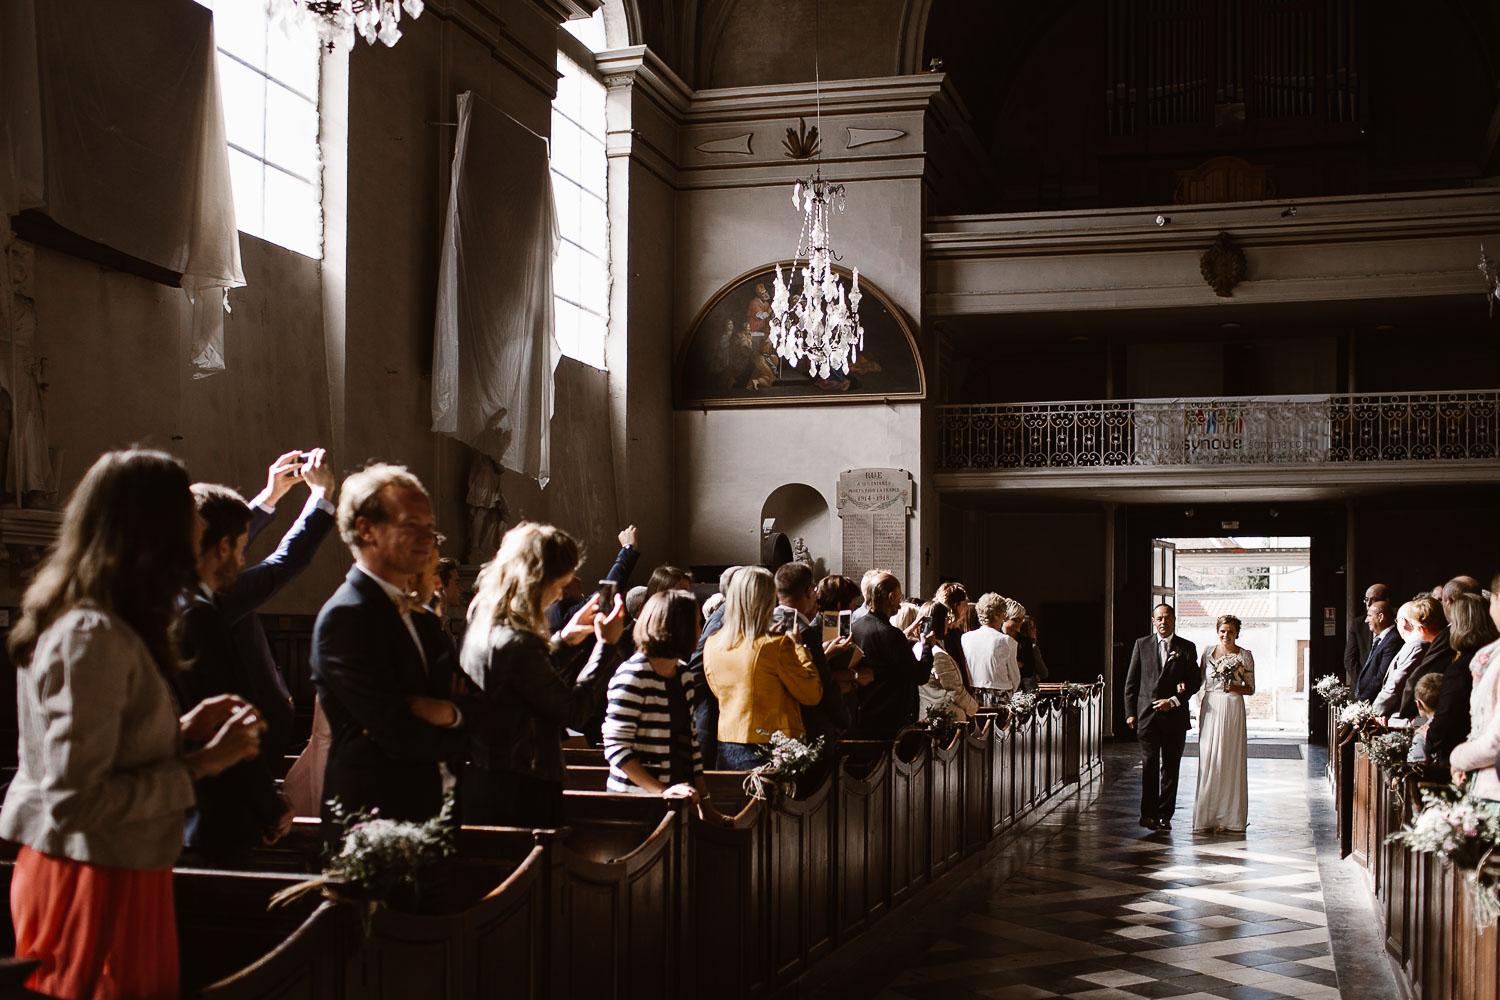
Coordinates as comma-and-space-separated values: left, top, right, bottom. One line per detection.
603, 653, 704, 794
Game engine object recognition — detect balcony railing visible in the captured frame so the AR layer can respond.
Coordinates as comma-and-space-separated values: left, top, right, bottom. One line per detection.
938, 391, 1500, 471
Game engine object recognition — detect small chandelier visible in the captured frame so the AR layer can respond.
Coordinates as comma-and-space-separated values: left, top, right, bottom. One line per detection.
765, 2, 863, 380
271, 0, 424, 51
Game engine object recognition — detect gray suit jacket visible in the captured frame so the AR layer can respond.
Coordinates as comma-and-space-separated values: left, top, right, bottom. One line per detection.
0, 606, 195, 870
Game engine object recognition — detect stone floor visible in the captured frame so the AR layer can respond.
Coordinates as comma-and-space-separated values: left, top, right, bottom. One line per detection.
784, 740, 1401, 1000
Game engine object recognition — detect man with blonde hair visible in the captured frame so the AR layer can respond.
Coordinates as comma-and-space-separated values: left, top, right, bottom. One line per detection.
312, 463, 471, 837
961, 593, 1020, 703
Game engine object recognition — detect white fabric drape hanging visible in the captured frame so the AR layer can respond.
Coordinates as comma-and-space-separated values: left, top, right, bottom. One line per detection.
2, 0, 244, 378
431, 91, 560, 487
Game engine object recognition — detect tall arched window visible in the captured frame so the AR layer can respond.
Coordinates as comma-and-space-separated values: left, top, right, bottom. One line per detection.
551, 12, 609, 370
195, 1, 323, 258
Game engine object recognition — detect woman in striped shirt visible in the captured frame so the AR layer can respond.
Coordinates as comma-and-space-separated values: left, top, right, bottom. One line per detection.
603, 591, 730, 824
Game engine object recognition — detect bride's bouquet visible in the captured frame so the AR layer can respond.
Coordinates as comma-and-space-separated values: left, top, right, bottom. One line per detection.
1209, 656, 1245, 689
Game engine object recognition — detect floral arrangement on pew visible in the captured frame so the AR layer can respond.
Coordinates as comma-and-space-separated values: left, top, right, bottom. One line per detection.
1313, 674, 1353, 710
269, 792, 457, 935
1005, 690, 1039, 723
1057, 682, 1092, 707
1360, 727, 1417, 792
924, 701, 962, 744
743, 730, 828, 802
1389, 787, 1500, 925
1335, 699, 1378, 746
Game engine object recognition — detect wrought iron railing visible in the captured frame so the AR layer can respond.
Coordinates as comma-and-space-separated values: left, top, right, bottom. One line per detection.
938, 391, 1500, 471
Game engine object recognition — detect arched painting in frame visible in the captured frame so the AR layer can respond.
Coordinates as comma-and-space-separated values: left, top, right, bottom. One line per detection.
674, 263, 926, 408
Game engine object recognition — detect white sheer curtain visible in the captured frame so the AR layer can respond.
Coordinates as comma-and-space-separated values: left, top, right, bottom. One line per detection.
2, 0, 244, 378
431, 92, 560, 487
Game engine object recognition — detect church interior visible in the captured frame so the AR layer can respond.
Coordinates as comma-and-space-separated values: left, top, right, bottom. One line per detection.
1, 0, 1500, 997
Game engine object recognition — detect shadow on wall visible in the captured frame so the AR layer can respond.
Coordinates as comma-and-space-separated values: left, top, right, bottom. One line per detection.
761, 483, 830, 577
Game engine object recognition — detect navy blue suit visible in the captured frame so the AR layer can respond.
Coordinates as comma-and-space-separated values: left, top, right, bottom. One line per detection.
312, 567, 469, 833
175, 591, 286, 866
220, 498, 335, 759
1354, 627, 1403, 703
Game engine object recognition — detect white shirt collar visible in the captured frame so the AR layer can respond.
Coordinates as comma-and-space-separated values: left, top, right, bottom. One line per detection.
356, 562, 411, 607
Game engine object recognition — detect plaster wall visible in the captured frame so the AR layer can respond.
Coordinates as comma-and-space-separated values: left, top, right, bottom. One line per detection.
673, 173, 929, 591
31, 233, 345, 612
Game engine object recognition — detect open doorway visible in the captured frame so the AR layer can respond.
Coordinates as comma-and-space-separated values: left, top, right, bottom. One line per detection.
1156, 536, 1313, 740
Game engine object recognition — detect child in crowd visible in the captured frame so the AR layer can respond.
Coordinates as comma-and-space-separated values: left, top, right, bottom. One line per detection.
1409, 672, 1444, 763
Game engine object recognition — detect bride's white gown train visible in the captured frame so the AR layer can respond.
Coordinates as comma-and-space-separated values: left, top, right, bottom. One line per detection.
1194, 647, 1253, 832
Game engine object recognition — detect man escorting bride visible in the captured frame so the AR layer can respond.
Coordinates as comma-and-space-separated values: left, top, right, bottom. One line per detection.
1193, 614, 1256, 834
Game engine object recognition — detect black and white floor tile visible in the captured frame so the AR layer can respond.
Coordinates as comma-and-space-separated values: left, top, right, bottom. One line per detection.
799, 741, 1355, 1000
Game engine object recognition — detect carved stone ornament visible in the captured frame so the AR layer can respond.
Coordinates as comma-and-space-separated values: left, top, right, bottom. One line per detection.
1199, 231, 1246, 297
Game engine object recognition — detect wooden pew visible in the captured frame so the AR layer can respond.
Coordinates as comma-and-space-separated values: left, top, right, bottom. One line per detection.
835, 742, 892, 943
961, 716, 993, 855
929, 728, 964, 876
889, 728, 932, 905
690, 771, 770, 1000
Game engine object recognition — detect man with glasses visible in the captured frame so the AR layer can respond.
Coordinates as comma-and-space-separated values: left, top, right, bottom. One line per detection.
1124, 604, 1199, 832
1344, 583, 1388, 687
312, 463, 472, 839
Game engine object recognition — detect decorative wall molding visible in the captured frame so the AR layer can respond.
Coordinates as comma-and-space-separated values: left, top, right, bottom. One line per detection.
846, 126, 907, 148
695, 133, 754, 155
924, 188, 1500, 314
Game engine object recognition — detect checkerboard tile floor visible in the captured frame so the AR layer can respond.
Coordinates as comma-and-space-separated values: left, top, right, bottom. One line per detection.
872, 746, 1341, 1000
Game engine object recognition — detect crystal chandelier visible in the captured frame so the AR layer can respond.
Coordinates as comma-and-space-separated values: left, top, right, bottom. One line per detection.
765, 2, 863, 379
270, 0, 425, 52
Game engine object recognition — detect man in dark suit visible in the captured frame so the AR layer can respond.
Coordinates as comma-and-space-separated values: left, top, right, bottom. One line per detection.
216, 448, 338, 760
775, 562, 853, 743
176, 484, 292, 867
852, 571, 934, 740
1124, 604, 1200, 832
1343, 582, 1387, 687
312, 464, 470, 836
1354, 599, 1403, 702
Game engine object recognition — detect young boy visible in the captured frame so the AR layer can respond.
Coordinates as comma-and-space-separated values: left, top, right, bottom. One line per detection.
1409, 672, 1444, 763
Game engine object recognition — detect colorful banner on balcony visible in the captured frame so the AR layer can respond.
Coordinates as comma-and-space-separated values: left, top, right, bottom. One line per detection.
1134, 396, 1331, 465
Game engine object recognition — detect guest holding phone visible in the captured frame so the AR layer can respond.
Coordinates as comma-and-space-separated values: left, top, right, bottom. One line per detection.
851, 572, 935, 740
915, 601, 978, 722
459, 522, 625, 827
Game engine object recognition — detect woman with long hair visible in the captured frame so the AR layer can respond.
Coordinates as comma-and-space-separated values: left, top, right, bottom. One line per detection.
703, 567, 822, 770
1450, 576, 1500, 797
1192, 614, 1256, 834
459, 522, 625, 827
1, 449, 264, 999
1428, 591, 1500, 767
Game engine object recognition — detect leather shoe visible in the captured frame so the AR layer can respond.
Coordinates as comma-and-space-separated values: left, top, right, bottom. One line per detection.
1139, 817, 1158, 831
1157, 818, 1173, 831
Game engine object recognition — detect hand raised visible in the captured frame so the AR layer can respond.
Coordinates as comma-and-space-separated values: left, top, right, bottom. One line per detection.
265, 450, 305, 505
559, 593, 600, 646
301, 447, 336, 497
618, 524, 638, 548
595, 593, 626, 645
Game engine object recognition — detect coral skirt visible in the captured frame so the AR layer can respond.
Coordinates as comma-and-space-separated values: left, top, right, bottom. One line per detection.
11, 846, 177, 1000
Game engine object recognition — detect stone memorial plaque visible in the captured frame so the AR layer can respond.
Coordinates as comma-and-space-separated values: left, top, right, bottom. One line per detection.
837, 468, 914, 582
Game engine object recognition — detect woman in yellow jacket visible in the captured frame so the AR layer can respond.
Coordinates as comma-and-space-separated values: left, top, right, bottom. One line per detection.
703, 566, 823, 769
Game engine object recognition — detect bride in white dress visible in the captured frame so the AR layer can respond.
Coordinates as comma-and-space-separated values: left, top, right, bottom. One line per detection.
1194, 614, 1255, 834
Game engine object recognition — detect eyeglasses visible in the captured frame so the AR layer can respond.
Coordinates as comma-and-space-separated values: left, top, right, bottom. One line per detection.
393, 522, 445, 544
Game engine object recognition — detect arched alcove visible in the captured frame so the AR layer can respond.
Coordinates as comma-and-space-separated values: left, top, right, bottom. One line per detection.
760, 484, 832, 576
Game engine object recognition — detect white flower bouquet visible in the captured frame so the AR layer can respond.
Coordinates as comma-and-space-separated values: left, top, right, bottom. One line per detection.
1390, 789, 1500, 924
1058, 682, 1092, 706
270, 791, 457, 930
1209, 657, 1246, 689
1006, 690, 1039, 723
1314, 675, 1353, 710
1338, 699, 1377, 730
925, 701, 961, 743
744, 730, 828, 801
